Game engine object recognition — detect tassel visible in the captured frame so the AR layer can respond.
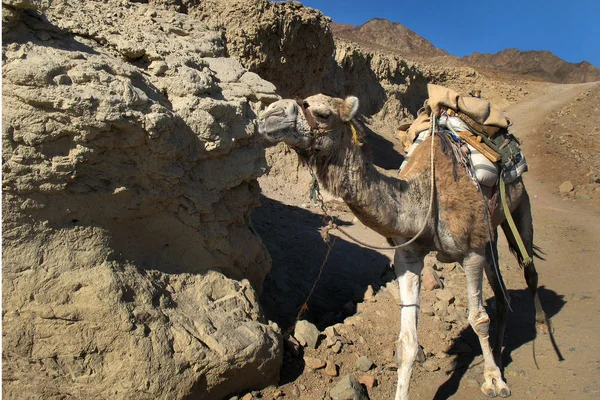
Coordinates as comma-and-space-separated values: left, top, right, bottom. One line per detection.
348, 122, 363, 146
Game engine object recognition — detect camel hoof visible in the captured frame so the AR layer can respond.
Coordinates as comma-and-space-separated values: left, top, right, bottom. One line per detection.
495, 380, 511, 398
481, 382, 497, 398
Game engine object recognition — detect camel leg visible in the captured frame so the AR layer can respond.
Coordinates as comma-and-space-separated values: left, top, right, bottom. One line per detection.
500, 191, 547, 333
483, 231, 510, 367
393, 242, 426, 400
464, 249, 511, 398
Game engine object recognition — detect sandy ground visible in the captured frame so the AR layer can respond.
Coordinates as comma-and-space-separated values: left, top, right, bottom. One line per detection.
253, 81, 600, 399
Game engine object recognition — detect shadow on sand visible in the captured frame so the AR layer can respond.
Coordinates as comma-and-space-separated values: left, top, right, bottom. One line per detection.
254, 195, 394, 331
433, 286, 566, 399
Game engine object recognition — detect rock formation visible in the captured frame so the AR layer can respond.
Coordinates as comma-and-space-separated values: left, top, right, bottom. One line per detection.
2, 0, 282, 398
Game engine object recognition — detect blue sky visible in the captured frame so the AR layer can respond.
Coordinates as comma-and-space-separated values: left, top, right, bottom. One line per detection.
299, 0, 600, 67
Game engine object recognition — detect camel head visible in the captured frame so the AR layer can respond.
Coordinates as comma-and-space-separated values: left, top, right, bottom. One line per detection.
258, 94, 360, 154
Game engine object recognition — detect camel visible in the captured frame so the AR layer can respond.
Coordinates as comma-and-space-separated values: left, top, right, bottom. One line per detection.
258, 93, 553, 399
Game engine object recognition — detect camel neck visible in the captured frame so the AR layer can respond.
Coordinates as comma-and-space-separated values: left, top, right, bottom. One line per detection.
312, 141, 428, 239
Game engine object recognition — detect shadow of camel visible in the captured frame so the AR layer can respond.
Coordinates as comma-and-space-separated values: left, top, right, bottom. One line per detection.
254, 195, 393, 331
433, 286, 566, 399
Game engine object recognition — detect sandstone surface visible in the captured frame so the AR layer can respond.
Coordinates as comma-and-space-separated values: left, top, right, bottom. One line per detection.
2, 1, 282, 398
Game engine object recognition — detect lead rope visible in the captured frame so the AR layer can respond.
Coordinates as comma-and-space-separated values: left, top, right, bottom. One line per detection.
317, 117, 437, 250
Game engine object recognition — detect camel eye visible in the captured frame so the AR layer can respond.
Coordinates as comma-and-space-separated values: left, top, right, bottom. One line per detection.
313, 110, 331, 119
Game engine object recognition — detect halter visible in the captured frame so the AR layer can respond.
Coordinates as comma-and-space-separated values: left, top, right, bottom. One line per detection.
297, 99, 363, 146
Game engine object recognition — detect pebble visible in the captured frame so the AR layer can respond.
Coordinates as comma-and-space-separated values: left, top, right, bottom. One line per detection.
435, 289, 455, 305
356, 355, 374, 372
291, 386, 300, 398
331, 341, 342, 353
273, 390, 284, 398
559, 180, 574, 193
330, 375, 369, 400
422, 266, 444, 290
324, 326, 338, 339
304, 356, 326, 370
324, 360, 339, 377
294, 320, 320, 349
149, 60, 168, 76
421, 303, 435, 316
359, 375, 377, 389
241, 394, 253, 400
422, 359, 440, 372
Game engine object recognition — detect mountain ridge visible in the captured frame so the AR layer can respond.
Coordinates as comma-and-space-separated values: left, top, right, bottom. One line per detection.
332, 18, 600, 84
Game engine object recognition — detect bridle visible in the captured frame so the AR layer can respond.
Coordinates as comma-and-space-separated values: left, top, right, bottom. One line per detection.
296, 98, 363, 147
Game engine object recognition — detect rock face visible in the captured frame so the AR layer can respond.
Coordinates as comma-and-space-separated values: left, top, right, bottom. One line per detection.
183, 0, 335, 98
2, 1, 282, 398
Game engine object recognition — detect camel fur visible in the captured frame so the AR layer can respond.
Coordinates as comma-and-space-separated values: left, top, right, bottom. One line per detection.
258, 94, 550, 400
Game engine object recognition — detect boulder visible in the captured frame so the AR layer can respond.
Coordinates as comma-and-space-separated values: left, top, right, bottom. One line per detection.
294, 320, 320, 349
2, 1, 282, 399
330, 375, 369, 400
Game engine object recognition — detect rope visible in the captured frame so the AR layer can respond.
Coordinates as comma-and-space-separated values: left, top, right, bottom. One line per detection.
287, 236, 337, 335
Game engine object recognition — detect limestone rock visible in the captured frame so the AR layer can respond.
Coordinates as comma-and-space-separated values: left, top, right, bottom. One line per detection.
355, 355, 374, 372
2, 1, 281, 399
559, 180, 575, 193
435, 289, 456, 305
304, 356, 326, 370
330, 375, 369, 400
423, 359, 441, 372
422, 266, 444, 290
294, 320, 320, 348
324, 360, 339, 377
358, 375, 376, 389
421, 303, 435, 316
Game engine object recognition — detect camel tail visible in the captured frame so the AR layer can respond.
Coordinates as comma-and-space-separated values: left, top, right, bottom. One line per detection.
506, 242, 546, 265
532, 244, 546, 261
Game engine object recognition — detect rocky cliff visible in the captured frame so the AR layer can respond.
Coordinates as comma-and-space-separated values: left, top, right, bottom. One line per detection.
463, 49, 600, 84
2, 0, 282, 398
185, 0, 335, 98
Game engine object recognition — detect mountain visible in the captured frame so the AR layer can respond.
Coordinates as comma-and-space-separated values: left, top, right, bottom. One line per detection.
462, 49, 600, 84
331, 19, 600, 84
331, 18, 449, 58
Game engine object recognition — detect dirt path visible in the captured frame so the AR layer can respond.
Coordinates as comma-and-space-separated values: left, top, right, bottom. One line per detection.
255, 82, 600, 399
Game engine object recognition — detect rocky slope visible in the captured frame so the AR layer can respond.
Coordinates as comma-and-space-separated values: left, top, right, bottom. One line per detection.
463, 49, 600, 84
184, 0, 335, 98
2, 0, 282, 398
332, 18, 449, 59
331, 18, 600, 85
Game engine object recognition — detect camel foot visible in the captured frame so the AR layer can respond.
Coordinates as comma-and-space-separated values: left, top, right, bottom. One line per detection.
481, 366, 511, 398
481, 381, 498, 398
535, 321, 549, 335
481, 379, 511, 398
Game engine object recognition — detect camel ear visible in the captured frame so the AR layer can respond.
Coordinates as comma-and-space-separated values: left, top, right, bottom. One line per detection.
340, 96, 359, 122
